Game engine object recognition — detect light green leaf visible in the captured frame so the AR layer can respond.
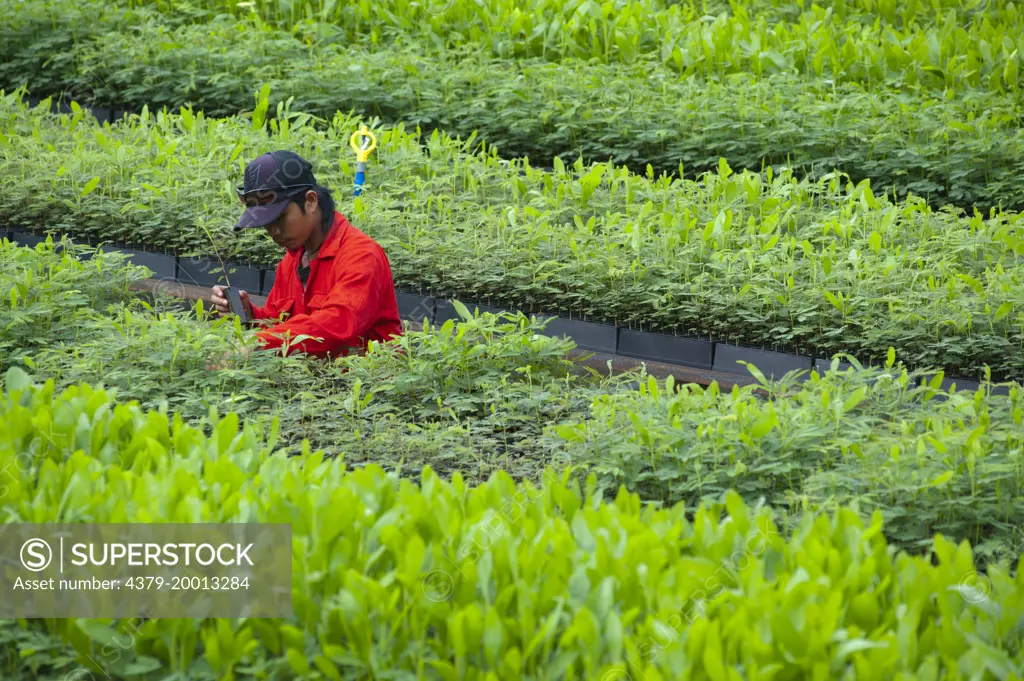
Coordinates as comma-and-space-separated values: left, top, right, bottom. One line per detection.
452, 299, 472, 321
555, 424, 583, 442
842, 387, 867, 413
427, 660, 459, 681
750, 412, 777, 439
80, 176, 101, 196
833, 639, 890, 663
824, 291, 844, 312
483, 608, 504, 666
286, 648, 311, 675
313, 655, 344, 681
956, 273, 985, 296
122, 657, 163, 675
5, 366, 32, 393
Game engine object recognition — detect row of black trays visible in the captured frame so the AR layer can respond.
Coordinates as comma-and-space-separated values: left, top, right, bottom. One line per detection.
4, 229, 273, 295
24, 96, 128, 126
4, 227, 1016, 396
416, 296, 1015, 395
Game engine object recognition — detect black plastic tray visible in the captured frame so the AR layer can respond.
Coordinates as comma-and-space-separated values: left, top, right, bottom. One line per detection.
260, 269, 276, 296
713, 344, 813, 381
537, 315, 618, 354
397, 293, 435, 323
102, 247, 177, 279
9, 231, 51, 249
617, 328, 713, 369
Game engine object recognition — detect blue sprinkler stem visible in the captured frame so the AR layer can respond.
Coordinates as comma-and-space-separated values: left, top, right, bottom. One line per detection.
354, 161, 367, 197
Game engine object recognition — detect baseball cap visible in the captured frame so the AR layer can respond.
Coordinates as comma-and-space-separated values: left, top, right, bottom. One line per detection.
234, 150, 317, 230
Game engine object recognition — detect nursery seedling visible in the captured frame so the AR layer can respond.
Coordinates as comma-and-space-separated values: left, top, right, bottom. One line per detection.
199, 222, 251, 323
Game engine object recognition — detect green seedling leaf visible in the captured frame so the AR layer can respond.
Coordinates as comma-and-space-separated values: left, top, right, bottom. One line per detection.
843, 387, 867, 413
750, 412, 777, 439
556, 424, 584, 442
824, 291, 844, 313
741, 361, 768, 386
452, 299, 472, 321
956, 273, 985, 296
5, 366, 32, 393
123, 657, 163, 675
314, 655, 344, 681
80, 176, 101, 196
287, 648, 311, 675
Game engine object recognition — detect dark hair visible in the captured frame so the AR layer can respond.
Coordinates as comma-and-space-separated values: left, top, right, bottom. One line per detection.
291, 185, 336, 233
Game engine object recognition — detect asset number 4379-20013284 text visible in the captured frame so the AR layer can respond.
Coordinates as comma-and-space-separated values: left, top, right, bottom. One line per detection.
124, 576, 251, 590
11, 575, 250, 591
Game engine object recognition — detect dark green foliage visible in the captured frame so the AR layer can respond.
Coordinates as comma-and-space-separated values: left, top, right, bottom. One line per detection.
2, 10, 1023, 212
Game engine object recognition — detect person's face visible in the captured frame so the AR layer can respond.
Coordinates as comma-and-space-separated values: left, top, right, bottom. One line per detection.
263, 190, 319, 251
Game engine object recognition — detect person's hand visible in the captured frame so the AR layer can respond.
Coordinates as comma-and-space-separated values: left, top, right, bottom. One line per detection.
210, 285, 253, 318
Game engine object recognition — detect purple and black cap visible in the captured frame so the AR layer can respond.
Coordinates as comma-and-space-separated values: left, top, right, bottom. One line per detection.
234, 150, 317, 230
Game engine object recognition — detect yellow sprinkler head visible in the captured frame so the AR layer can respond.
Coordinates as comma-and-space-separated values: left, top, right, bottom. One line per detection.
349, 125, 378, 163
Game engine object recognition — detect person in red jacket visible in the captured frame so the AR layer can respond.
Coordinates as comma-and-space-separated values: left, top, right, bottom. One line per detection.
210, 150, 402, 359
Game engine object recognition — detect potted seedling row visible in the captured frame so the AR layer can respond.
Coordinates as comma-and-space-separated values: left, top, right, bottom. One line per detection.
21, 93, 107, 124
434, 299, 513, 323
811, 356, 898, 388
6, 93, 1024, 387
917, 371, 1014, 400
434, 299, 618, 354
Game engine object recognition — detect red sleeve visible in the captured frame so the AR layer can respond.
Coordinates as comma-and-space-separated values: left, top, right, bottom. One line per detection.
254, 250, 384, 357
250, 259, 287, 321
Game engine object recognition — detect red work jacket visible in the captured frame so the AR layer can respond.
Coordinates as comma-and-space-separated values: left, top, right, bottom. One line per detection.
250, 211, 403, 358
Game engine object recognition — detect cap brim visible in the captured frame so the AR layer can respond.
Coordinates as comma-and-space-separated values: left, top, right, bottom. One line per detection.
234, 201, 289, 230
